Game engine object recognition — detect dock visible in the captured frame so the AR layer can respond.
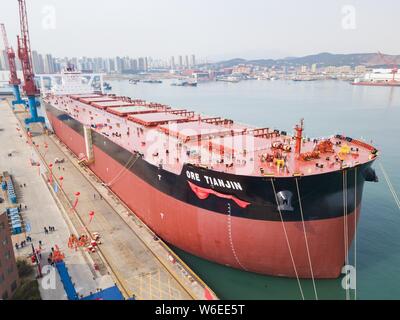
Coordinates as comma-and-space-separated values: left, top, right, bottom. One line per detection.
0, 98, 218, 300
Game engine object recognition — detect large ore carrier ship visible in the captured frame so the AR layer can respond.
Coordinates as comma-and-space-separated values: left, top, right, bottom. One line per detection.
41, 70, 378, 278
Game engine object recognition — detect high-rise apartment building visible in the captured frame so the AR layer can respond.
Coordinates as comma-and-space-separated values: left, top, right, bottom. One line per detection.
0, 212, 19, 300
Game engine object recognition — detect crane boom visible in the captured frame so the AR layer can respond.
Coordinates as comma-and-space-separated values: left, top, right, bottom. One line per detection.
1, 23, 9, 49
17, 0, 39, 96
16, 0, 44, 124
0, 23, 21, 86
377, 51, 399, 81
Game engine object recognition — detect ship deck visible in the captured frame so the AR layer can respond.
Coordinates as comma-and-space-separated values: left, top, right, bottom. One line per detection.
44, 93, 378, 178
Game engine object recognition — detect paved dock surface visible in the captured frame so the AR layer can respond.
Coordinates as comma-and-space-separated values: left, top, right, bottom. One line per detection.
3, 99, 217, 300
0, 100, 115, 300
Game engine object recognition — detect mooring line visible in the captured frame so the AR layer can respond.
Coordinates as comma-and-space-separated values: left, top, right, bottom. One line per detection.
379, 163, 400, 211
354, 167, 358, 301
295, 178, 318, 300
271, 179, 305, 300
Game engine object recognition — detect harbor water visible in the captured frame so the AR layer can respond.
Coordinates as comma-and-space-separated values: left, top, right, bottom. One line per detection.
108, 79, 400, 300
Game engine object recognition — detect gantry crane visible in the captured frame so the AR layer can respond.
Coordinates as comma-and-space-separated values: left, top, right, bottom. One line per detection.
0, 23, 25, 105
17, 0, 44, 124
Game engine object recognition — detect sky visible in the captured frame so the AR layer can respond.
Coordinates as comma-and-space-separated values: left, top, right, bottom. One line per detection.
1, 0, 399, 61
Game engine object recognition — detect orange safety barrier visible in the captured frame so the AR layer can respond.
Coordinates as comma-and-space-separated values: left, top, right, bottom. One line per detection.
67, 234, 90, 250
52, 245, 65, 263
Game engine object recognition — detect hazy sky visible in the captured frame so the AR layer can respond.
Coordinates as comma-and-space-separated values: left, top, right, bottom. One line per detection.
1, 0, 399, 60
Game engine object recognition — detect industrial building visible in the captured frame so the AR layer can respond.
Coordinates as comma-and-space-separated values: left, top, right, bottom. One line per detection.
0, 211, 19, 300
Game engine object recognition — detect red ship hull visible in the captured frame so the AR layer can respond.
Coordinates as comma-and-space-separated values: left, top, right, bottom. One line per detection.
352, 81, 400, 87
47, 112, 360, 278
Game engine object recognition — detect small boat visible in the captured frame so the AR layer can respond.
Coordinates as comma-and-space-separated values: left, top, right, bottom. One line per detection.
171, 80, 197, 87
292, 76, 317, 82
215, 76, 240, 83
142, 79, 162, 84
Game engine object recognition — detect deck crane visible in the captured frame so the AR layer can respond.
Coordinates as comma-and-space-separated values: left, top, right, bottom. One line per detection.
17, 0, 44, 124
0, 23, 25, 105
377, 51, 399, 82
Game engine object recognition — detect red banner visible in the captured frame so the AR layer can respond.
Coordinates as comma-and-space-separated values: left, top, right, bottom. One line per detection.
204, 287, 214, 300
72, 192, 80, 210
72, 198, 79, 210
187, 181, 250, 208
89, 211, 95, 223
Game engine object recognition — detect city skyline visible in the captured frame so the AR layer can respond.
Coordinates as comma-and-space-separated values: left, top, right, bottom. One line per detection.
0, 49, 199, 74
0, 49, 396, 77
0, 0, 399, 60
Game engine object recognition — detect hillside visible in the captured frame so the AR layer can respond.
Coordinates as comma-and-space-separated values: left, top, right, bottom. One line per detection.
207, 52, 400, 68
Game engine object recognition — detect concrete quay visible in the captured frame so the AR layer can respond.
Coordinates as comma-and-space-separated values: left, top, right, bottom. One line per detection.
4, 99, 218, 300
0, 99, 115, 300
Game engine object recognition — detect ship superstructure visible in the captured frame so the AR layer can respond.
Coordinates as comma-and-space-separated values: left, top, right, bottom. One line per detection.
353, 68, 400, 86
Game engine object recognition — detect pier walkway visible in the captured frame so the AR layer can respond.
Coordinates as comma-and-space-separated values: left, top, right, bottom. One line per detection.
0, 99, 115, 300
5, 99, 217, 300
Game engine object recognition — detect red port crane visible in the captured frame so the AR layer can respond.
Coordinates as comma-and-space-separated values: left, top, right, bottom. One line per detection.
0, 23, 21, 86
1, 23, 25, 105
17, 0, 39, 96
377, 51, 399, 82
16, 0, 44, 124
